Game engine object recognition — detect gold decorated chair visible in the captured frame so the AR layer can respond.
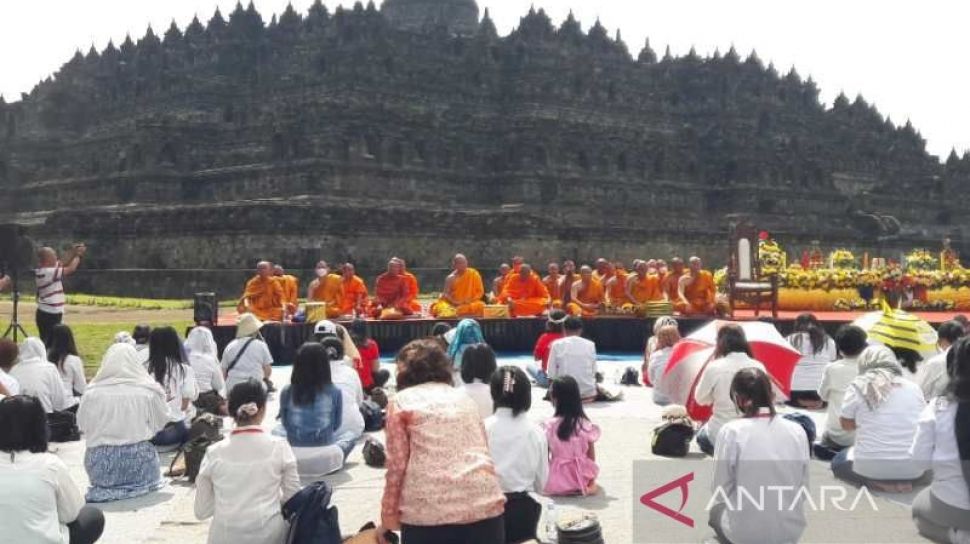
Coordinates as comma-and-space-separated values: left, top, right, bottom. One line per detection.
728, 221, 778, 319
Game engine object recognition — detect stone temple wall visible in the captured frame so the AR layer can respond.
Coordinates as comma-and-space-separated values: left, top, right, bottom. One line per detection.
2, 1, 969, 298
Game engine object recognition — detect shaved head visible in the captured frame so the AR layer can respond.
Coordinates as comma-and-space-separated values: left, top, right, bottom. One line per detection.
548, 262, 560, 274
37, 247, 57, 266
453, 253, 468, 271
257, 261, 272, 277
519, 263, 532, 277
273, 264, 284, 276
580, 265, 594, 276
499, 263, 511, 274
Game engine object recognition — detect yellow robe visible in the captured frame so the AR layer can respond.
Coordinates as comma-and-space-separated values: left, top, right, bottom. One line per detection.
543, 275, 564, 307
241, 276, 284, 321
309, 274, 344, 318
606, 271, 628, 307
676, 270, 716, 315
499, 275, 550, 317
567, 278, 605, 316
276, 275, 299, 309
431, 268, 485, 317
627, 274, 664, 304
339, 275, 369, 315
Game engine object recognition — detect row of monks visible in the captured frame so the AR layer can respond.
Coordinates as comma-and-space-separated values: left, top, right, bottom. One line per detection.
237, 255, 718, 321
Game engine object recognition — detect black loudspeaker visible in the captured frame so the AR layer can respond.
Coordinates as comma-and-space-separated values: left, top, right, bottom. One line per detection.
193, 292, 218, 325
0, 223, 33, 269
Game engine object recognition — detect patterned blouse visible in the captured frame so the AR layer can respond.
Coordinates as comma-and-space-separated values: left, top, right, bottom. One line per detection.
381, 382, 505, 529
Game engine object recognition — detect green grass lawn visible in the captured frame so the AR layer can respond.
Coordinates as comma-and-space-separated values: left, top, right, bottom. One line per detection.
1, 319, 194, 378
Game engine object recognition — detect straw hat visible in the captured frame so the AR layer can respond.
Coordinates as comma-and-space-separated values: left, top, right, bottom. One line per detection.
235, 313, 264, 338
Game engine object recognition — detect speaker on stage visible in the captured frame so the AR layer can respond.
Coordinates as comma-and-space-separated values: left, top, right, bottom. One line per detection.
194, 292, 218, 326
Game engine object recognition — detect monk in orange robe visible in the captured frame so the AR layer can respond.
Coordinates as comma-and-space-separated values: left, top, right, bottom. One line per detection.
431, 254, 485, 317
371, 258, 413, 319
490, 263, 511, 302
398, 259, 423, 314
661, 257, 686, 303
560, 260, 578, 307
542, 262, 564, 307
567, 265, 605, 316
273, 265, 299, 316
675, 256, 717, 315
339, 263, 369, 316
604, 261, 628, 308
592, 258, 611, 284
307, 260, 344, 318
624, 261, 665, 313
499, 263, 550, 317
237, 261, 285, 321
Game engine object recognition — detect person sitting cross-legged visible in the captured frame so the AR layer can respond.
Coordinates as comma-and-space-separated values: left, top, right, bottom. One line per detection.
498, 263, 550, 317
832, 345, 927, 491
0, 339, 21, 398
371, 258, 414, 319
813, 325, 866, 460
0, 395, 106, 544
547, 316, 599, 402
77, 343, 169, 502
430, 253, 486, 318
566, 265, 605, 317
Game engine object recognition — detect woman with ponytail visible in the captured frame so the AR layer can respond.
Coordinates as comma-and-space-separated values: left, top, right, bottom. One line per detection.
786, 313, 837, 408
195, 379, 300, 544
910, 337, 970, 542
709, 367, 810, 544
486, 365, 549, 543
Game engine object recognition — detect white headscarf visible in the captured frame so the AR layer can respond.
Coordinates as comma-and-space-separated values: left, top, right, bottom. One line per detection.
185, 327, 218, 358
850, 344, 903, 410
18, 337, 47, 365
88, 343, 164, 395
113, 331, 136, 345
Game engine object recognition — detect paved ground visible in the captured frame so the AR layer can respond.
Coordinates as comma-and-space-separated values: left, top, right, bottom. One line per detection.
50, 361, 931, 543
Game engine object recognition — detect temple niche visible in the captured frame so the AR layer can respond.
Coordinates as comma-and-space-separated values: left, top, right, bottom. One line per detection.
0, 0, 968, 297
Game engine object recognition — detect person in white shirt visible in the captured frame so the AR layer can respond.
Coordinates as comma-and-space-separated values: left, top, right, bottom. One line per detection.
547, 316, 598, 401
221, 313, 274, 392
645, 324, 680, 405
485, 366, 549, 544
833, 345, 927, 491
78, 343, 170, 502
10, 337, 72, 414
132, 324, 152, 352
47, 324, 86, 400
185, 327, 228, 416
460, 343, 498, 418
34, 244, 85, 346
0, 395, 105, 544
324, 337, 366, 460
710, 367, 810, 544
0, 338, 21, 397
910, 336, 970, 543
195, 378, 301, 544
786, 313, 837, 408
146, 327, 198, 448
917, 320, 965, 401
694, 324, 767, 455
814, 325, 867, 459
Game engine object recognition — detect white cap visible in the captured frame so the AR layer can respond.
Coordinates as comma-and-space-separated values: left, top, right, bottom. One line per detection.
314, 320, 338, 337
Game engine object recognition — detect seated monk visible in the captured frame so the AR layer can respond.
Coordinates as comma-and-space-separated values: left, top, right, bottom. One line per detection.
592, 258, 611, 284
675, 256, 717, 315
498, 263, 550, 317
431, 254, 485, 318
604, 261, 628, 308
237, 261, 285, 321
398, 258, 423, 314
306, 260, 344, 318
661, 257, 686, 303
371, 258, 413, 319
542, 262, 564, 308
567, 265, 605, 317
624, 261, 665, 313
339, 263, 369, 316
560, 260, 577, 307
490, 263, 511, 303
273, 265, 299, 316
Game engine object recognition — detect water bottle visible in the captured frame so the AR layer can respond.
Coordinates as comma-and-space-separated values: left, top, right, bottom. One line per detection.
544, 502, 559, 543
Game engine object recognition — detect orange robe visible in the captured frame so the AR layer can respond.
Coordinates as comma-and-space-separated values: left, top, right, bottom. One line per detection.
676, 270, 717, 315
241, 275, 284, 321
626, 274, 664, 304
403, 271, 423, 313
431, 268, 485, 317
567, 279, 605, 316
543, 275, 564, 306
276, 275, 299, 309
372, 273, 412, 317
339, 275, 369, 315
499, 275, 550, 317
606, 271, 628, 307
309, 274, 344, 318
662, 271, 684, 302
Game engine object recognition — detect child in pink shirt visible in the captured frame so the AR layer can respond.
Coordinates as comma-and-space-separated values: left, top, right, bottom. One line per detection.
543, 376, 601, 496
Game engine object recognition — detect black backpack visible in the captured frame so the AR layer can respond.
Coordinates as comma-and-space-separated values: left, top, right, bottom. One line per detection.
48, 410, 80, 443
651, 422, 695, 458
360, 400, 385, 432
169, 413, 223, 482
282, 480, 341, 544
620, 367, 641, 386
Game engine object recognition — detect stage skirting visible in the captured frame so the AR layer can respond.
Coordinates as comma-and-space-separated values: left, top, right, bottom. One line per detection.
740, 287, 970, 312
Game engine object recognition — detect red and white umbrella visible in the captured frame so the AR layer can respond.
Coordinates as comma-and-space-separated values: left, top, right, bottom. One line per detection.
657, 320, 802, 421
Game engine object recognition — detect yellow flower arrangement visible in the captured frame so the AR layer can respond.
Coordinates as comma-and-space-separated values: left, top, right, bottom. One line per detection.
906, 249, 939, 273
830, 249, 857, 270
758, 239, 786, 277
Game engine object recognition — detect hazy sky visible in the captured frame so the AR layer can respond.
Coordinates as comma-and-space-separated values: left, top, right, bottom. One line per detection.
1, 1, 967, 159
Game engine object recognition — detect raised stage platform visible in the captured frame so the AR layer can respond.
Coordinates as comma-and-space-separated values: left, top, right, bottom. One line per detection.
208, 309, 965, 365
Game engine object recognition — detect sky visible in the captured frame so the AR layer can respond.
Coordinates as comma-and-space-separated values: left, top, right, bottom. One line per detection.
1, 1, 967, 159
